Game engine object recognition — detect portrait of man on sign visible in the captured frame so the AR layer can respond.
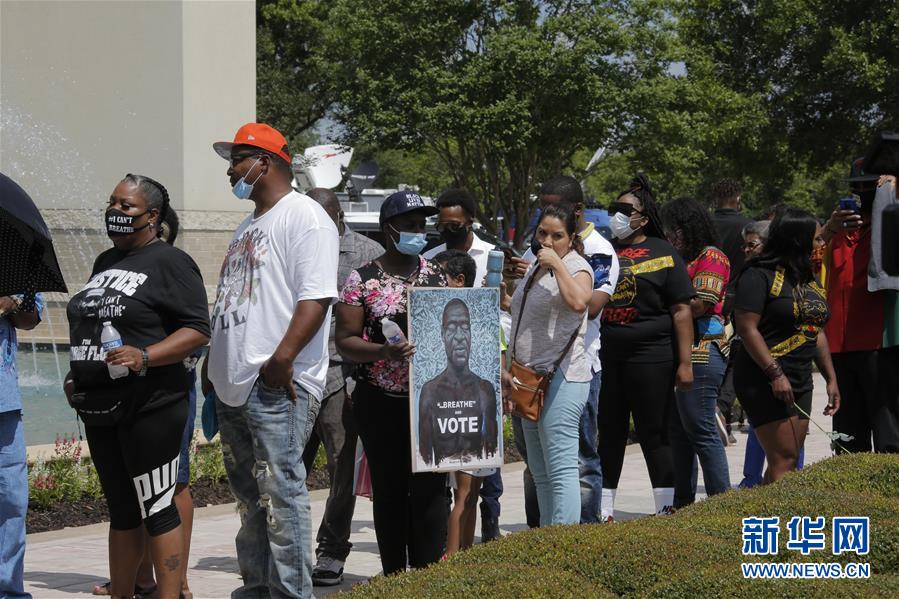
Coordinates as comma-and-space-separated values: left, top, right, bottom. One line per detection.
409, 288, 502, 473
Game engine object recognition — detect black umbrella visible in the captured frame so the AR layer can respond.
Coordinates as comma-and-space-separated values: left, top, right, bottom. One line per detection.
0, 172, 68, 298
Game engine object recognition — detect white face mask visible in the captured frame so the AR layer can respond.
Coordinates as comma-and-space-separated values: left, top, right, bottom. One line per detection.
609, 211, 637, 239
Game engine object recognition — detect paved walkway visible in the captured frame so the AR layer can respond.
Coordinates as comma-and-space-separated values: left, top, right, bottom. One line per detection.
24, 375, 835, 598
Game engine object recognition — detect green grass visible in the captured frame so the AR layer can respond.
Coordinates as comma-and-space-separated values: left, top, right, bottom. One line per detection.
343, 454, 899, 598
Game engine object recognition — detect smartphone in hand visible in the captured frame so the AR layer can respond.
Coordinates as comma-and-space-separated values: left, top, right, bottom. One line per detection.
838, 195, 860, 213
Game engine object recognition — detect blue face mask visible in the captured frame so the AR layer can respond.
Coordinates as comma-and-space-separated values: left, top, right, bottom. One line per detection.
389, 225, 428, 255
231, 158, 263, 200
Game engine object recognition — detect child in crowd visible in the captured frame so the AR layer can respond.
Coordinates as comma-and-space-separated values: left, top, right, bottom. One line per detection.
434, 249, 496, 555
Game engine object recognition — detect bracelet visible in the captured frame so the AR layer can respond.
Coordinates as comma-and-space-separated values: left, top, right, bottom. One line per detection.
763, 360, 784, 381
138, 348, 149, 377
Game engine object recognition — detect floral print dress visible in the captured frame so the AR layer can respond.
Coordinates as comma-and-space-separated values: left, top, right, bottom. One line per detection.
339, 256, 445, 393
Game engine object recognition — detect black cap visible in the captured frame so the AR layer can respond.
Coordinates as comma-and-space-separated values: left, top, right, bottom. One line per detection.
848, 157, 879, 185
379, 190, 438, 225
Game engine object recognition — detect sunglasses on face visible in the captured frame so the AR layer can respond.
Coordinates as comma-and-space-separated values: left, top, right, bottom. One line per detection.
607, 202, 643, 217
436, 222, 468, 234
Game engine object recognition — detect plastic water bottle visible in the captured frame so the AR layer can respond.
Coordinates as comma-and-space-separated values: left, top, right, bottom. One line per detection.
101, 321, 129, 379
381, 318, 406, 345
485, 250, 504, 288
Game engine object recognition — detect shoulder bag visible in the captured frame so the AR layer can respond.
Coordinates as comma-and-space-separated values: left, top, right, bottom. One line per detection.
508, 267, 581, 422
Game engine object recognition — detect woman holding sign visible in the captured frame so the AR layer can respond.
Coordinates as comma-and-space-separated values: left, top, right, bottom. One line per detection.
502, 203, 594, 526
335, 191, 447, 574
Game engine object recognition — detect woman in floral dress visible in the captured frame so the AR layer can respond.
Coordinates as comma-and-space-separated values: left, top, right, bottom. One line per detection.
335, 191, 447, 574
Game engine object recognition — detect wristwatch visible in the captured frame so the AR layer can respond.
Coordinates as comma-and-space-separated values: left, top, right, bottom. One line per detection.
0, 296, 22, 317
138, 348, 149, 377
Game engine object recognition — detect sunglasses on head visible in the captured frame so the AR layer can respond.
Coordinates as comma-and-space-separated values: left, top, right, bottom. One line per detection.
607, 202, 643, 217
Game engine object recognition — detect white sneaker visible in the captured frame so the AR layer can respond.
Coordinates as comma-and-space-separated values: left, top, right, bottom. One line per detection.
312, 556, 345, 587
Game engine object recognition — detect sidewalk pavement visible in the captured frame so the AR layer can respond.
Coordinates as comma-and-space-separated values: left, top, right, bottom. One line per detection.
24, 374, 836, 598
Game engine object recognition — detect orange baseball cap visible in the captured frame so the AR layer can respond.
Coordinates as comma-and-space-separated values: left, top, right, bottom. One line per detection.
213, 123, 291, 163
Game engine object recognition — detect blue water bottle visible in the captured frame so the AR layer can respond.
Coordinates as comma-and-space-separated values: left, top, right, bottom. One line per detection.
485, 250, 504, 288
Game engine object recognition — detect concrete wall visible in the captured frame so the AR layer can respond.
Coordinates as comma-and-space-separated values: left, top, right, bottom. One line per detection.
1, 1, 257, 344
0, 0, 255, 211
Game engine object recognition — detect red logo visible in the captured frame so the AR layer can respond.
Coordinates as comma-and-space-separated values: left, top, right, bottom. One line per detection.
602, 307, 638, 324
618, 247, 650, 260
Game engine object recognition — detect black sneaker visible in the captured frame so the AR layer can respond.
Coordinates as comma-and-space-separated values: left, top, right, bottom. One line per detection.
312, 556, 344, 586
481, 517, 500, 543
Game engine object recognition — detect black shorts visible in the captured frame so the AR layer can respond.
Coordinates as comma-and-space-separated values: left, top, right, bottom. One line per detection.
85, 398, 187, 535
735, 381, 812, 428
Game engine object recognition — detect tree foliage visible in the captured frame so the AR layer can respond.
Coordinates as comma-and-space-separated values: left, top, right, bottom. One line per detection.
314, 0, 662, 244
257, 0, 899, 234
256, 0, 333, 146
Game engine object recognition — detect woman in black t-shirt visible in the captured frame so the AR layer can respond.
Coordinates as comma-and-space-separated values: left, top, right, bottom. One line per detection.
734, 208, 840, 484
63, 175, 209, 599
598, 174, 696, 519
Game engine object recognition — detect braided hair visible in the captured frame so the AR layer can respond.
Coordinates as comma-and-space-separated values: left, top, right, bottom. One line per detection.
659, 196, 720, 263
616, 173, 665, 239
123, 174, 170, 237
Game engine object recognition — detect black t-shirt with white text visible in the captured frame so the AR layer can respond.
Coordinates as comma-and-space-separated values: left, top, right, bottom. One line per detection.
67, 241, 210, 417
601, 237, 695, 363
733, 265, 829, 393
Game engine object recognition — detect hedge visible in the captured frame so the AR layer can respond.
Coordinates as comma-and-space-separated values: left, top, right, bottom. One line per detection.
343, 454, 899, 598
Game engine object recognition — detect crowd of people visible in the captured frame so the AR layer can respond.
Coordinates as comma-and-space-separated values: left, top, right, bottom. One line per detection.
1, 121, 897, 599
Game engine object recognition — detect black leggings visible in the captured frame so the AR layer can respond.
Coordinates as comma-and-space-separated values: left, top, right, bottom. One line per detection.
598, 359, 675, 489
352, 380, 447, 575
86, 399, 187, 536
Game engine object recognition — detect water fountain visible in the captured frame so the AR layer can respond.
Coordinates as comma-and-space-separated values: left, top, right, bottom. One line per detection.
1, 0, 256, 446
2, 104, 107, 444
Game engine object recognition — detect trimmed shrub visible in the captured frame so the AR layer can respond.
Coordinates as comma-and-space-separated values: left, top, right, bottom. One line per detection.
345, 564, 613, 598
342, 454, 899, 598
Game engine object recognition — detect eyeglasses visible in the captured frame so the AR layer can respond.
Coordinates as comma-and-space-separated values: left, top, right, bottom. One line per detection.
228, 153, 262, 166
436, 222, 468, 234
607, 202, 642, 217
741, 241, 762, 251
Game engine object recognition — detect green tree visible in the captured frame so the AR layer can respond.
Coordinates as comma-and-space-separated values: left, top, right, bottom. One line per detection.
256, 0, 332, 147
672, 0, 899, 214
316, 0, 669, 245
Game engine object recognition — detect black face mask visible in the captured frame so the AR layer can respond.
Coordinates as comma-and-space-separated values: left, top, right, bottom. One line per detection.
106, 209, 150, 237
440, 225, 470, 247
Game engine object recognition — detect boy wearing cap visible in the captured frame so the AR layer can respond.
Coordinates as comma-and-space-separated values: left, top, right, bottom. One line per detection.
204, 123, 339, 598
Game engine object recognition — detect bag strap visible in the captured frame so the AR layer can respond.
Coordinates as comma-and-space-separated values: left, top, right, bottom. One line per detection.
510, 267, 541, 356
511, 266, 582, 373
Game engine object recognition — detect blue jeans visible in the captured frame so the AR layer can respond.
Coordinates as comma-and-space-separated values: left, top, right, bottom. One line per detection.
670, 346, 730, 507
522, 373, 590, 526
0, 411, 31, 599
739, 423, 805, 488
217, 380, 319, 599
479, 470, 502, 521
578, 371, 602, 523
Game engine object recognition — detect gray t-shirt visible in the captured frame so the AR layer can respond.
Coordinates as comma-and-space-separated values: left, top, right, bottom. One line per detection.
509, 251, 592, 382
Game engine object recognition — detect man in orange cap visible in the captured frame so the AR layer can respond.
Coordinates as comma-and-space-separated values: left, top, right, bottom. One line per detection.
204, 123, 339, 598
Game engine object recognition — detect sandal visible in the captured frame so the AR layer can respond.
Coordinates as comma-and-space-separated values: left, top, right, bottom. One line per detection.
93, 581, 158, 597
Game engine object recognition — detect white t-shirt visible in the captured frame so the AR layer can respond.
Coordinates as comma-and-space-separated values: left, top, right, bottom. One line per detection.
423, 233, 495, 288
520, 226, 618, 374
208, 191, 339, 406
